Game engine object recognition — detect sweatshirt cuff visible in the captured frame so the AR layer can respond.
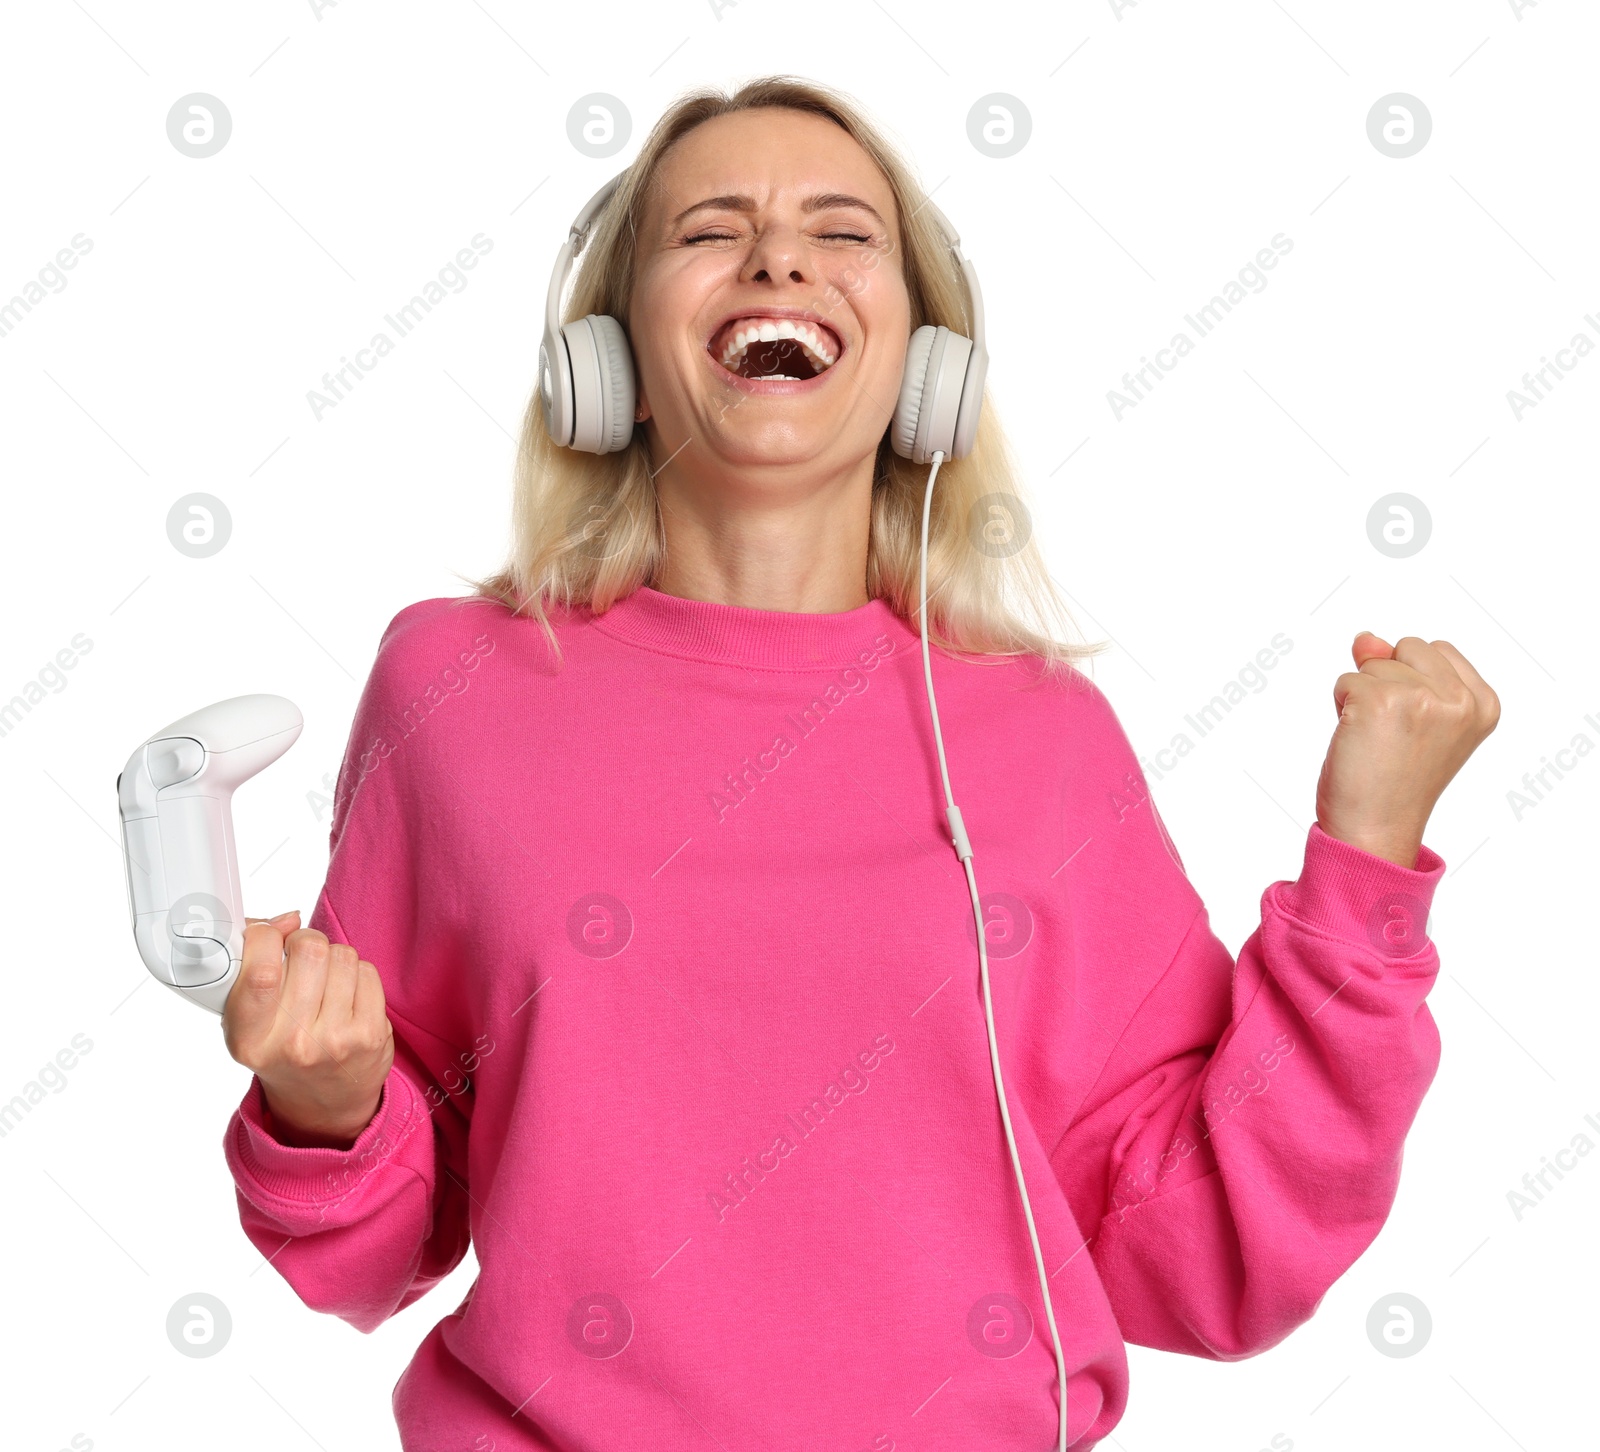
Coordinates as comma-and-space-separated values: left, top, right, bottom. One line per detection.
1271, 822, 1447, 960
226, 1066, 424, 1206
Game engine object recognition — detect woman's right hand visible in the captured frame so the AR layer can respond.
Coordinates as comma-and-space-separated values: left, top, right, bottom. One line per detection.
222, 910, 396, 1150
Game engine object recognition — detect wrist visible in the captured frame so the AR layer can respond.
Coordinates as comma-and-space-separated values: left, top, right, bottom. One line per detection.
259, 1081, 382, 1149
1316, 819, 1422, 870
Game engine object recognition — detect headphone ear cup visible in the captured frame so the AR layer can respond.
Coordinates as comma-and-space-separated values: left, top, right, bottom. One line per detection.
894, 325, 978, 465
951, 344, 987, 461
564, 314, 638, 454
538, 331, 574, 447
892, 325, 938, 461
590, 314, 637, 453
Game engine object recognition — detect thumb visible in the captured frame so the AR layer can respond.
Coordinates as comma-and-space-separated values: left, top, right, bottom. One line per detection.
1352, 629, 1394, 667
225, 912, 299, 1041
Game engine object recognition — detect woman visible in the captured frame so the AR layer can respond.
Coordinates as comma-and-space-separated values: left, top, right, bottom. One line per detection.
221, 76, 1499, 1451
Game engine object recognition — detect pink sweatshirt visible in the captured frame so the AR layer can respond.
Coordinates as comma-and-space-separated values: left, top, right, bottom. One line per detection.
223, 587, 1446, 1450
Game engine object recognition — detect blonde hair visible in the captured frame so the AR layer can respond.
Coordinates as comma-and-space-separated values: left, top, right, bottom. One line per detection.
467, 75, 1107, 678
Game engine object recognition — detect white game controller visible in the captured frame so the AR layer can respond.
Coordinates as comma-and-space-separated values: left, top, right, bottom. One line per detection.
117, 695, 303, 1015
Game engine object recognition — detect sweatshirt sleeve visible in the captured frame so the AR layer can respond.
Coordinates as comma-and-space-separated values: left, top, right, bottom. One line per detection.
1053, 819, 1446, 1360
222, 602, 479, 1334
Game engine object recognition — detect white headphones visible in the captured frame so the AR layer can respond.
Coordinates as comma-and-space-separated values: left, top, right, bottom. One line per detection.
537, 170, 989, 465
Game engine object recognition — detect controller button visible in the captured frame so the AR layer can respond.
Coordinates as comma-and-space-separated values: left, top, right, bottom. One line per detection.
148, 737, 206, 789
170, 935, 231, 987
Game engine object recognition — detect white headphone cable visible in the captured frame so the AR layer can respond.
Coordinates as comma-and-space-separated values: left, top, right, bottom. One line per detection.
919, 451, 1069, 1452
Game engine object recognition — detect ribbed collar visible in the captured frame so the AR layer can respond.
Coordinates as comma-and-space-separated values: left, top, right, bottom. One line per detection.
589, 585, 911, 670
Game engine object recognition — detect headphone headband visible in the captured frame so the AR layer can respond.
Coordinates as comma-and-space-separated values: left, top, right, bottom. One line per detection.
909, 196, 986, 350
543, 173, 626, 367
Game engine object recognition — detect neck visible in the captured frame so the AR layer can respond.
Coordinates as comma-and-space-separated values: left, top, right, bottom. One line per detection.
648, 448, 876, 613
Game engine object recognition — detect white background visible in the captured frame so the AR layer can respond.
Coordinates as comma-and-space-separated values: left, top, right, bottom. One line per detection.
2, 1, 1594, 1449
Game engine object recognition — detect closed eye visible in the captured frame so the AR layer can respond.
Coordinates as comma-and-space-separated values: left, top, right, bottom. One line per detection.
683, 230, 873, 244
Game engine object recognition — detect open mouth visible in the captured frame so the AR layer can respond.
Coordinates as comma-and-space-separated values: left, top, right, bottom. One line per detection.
706, 315, 844, 382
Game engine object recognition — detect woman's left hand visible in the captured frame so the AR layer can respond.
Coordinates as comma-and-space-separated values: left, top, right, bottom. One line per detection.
1314, 633, 1501, 869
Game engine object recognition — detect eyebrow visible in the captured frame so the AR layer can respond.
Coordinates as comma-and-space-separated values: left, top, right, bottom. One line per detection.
666, 192, 889, 233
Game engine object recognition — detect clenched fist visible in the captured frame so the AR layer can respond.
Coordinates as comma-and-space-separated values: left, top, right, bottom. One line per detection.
1315, 633, 1501, 869
222, 910, 395, 1150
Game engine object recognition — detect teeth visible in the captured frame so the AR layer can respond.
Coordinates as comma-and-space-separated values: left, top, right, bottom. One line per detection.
716, 316, 838, 375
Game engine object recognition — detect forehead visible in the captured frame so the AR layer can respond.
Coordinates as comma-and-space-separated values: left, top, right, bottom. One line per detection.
642, 108, 898, 235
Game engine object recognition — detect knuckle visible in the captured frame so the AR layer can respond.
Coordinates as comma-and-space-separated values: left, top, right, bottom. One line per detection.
328, 941, 359, 972
240, 963, 280, 993
289, 930, 331, 966
321, 1026, 356, 1062
282, 1032, 322, 1071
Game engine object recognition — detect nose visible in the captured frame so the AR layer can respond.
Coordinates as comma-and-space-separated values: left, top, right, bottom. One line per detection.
741, 224, 811, 286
